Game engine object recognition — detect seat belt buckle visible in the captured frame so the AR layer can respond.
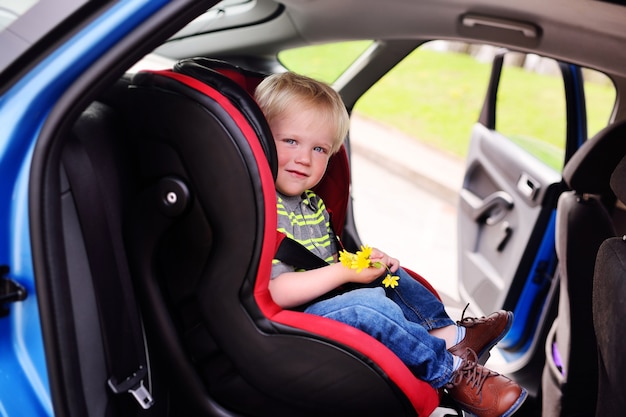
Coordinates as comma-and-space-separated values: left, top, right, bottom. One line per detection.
107, 366, 154, 409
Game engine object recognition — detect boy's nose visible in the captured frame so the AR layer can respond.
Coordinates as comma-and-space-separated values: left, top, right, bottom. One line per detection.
295, 150, 311, 164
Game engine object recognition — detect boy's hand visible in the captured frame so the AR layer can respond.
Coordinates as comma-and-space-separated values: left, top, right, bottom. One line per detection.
344, 247, 400, 284
369, 248, 400, 273
346, 262, 387, 284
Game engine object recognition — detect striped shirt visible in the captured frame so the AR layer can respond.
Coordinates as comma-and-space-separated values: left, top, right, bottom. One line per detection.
272, 190, 337, 278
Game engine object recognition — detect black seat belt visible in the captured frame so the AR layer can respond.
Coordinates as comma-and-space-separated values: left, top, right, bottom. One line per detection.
62, 135, 154, 410
274, 233, 330, 271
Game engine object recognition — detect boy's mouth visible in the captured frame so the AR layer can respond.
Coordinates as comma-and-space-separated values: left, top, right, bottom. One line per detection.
286, 169, 308, 178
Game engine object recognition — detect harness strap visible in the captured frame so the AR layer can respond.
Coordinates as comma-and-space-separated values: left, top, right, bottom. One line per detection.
274, 230, 329, 271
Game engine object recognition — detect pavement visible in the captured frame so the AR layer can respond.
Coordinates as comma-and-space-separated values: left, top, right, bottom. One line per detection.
350, 114, 465, 206
349, 114, 465, 304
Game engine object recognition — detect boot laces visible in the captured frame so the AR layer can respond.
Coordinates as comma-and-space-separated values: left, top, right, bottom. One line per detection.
447, 348, 496, 392
456, 303, 490, 328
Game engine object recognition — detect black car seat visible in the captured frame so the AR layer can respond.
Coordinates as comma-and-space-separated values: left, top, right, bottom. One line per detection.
542, 120, 626, 416
592, 154, 626, 417
122, 57, 441, 417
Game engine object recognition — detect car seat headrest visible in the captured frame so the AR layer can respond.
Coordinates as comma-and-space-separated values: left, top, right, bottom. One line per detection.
173, 57, 266, 96
610, 154, 626, 203
172, 57, 277, 178
173, 57, 352, 237
562, 120, 626, 194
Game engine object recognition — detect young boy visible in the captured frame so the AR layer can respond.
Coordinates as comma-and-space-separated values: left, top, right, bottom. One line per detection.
255, 71, 527, 417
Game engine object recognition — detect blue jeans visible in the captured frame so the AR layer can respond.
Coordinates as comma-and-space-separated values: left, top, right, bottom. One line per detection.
304, 267, 456, 388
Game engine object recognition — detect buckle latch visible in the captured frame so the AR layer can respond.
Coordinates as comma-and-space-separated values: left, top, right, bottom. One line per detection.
107, 366, 154, 409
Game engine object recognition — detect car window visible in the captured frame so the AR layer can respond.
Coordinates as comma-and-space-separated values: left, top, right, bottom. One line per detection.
354, 42, 493, 158
278, 40, 373, 84
582, 69, 616, 138
495, 54, 616, 171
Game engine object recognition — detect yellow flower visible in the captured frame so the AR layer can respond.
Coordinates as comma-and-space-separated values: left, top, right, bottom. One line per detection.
358, 245, 373, 259
338, 244, 400, 288
339, 249, 356, 268
382, 274, 400, 288
353, 251, 372, 273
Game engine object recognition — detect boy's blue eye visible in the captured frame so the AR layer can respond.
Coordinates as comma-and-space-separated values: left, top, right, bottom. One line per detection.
314, 146, 328, 154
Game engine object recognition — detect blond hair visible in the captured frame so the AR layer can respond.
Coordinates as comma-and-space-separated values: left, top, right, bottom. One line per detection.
254, 72, 349, 155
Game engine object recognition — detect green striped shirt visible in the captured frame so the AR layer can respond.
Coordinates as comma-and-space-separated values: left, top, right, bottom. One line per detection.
272, 190, 337, 278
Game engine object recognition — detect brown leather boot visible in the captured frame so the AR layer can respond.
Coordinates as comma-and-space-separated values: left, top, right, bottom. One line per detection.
445, 348, 527, 417
448, 309, 513, 359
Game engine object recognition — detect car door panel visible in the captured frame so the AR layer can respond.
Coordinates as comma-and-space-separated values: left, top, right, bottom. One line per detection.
458, 123, 560, 317
457, 53, 594, 367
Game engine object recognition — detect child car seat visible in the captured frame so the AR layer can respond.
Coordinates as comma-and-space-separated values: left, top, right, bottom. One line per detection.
123, 57, 441, 416
542, 120, 626, 416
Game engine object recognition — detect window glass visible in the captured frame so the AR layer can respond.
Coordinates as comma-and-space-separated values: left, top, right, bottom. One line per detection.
495, 54, 566, 171
583, 68, 616, 138
355, 42, 490, 158
278, 40, 373, 84
495, 54, 615, 171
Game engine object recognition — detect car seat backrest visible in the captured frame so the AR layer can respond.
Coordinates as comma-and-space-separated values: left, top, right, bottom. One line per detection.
592, 153, 626, 416
122, 58, 439, 417
542, 120, 626, 417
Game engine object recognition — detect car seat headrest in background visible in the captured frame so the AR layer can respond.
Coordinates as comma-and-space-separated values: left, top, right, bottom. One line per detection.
592, 151, 626, 415
610, 154, 626, 203
562, 120, 626, 194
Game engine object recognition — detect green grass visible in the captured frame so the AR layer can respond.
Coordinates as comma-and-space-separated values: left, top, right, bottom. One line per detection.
354, 48, 491, 159
279, 42, 616, 170
279, 41, 373, 84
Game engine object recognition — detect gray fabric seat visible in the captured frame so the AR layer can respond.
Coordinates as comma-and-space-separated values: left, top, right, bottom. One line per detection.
542, 120, 626, 417
592, 154, 626, 417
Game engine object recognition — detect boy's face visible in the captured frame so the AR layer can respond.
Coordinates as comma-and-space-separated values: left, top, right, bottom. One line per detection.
270, 105, 335, 197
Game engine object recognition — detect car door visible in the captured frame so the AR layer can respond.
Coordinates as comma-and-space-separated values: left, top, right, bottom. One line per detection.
457, 51, 586, 358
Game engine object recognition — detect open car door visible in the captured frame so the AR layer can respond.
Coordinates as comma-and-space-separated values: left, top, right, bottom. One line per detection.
457, 51, 587, 365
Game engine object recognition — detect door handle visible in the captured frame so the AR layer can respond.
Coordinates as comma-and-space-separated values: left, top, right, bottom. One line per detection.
460, 189, 514, 225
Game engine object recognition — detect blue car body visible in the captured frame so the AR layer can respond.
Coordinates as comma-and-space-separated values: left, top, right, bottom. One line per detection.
0, 1, 168, 414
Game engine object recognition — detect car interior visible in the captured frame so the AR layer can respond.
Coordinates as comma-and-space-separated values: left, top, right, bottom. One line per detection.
29, 1, 626, 416
57, 57, 459, 417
